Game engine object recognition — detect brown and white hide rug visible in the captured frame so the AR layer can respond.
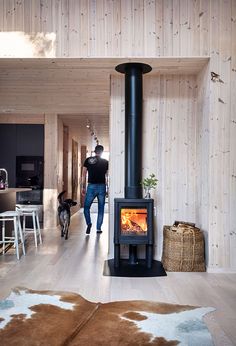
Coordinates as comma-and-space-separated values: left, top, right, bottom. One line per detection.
0, 288, 215, 346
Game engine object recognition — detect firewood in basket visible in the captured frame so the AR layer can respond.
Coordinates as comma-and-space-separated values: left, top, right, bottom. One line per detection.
173, 220, 195, 227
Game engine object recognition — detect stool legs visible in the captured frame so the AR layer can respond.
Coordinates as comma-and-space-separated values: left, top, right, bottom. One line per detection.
0, 212, 26, 260
22, 210, 42, 247
13, 216, 19, 260
17, 216, 25, 256
23, 215, 26, 240
36, 213, 42, 244
2, 220, 5, 254
32, 211, 37, 248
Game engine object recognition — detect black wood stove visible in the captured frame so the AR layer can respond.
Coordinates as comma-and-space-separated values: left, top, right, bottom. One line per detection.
114, 198, 154, 268
114, 62, 154, 269
103, 62, 166, 277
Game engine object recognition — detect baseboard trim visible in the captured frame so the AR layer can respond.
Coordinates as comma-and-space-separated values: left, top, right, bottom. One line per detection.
206, 266, 236, 273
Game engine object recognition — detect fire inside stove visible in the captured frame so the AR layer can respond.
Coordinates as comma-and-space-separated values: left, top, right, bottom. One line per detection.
120, 208, 148, 236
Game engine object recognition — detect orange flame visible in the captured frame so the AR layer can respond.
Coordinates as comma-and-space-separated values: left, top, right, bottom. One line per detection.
121, 209, 147, 234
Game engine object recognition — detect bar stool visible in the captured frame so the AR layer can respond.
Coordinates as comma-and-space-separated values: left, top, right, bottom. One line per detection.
0, 211, 26, 260
16, 206, 42, 247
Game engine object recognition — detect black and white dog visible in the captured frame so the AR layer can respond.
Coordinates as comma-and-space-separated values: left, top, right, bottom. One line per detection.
57, 191, 77, 239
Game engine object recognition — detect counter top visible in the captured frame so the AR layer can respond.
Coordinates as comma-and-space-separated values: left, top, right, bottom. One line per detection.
0, 188, 31, 194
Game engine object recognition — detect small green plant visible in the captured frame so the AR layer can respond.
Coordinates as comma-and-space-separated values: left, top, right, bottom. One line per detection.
141, 173, 158, 190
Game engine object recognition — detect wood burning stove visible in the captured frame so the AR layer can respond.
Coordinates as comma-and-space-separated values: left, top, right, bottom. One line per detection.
113, 62, 155, 269
114, 198, 154, 268
103, 62, 166, 277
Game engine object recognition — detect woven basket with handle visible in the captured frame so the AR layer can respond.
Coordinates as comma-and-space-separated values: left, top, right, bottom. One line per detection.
161, 224, 205, 272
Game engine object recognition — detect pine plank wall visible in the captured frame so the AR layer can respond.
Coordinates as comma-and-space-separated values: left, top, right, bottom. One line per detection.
0, 0, 235, 271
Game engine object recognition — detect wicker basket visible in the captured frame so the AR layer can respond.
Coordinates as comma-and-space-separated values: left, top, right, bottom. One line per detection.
161, 224, 205, 272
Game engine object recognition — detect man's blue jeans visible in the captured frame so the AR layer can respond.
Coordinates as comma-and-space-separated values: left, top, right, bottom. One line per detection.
84, 184, 106, 230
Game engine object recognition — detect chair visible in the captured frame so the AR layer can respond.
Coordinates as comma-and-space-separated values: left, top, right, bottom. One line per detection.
16, 206, 42, 247
0, 211, 26, 260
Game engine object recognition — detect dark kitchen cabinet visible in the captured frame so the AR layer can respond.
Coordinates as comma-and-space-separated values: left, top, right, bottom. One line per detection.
0, 124, 44, 188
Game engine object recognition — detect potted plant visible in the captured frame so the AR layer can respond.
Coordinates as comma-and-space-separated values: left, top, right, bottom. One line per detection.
141, 173, 158, 199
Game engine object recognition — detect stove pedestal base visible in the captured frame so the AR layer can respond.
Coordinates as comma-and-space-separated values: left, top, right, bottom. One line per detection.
103, 259, 167, 277
114, 244, 154, 269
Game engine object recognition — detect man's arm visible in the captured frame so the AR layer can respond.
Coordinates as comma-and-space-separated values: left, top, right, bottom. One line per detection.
105, 170, 109, 196
81, 167, 87, 196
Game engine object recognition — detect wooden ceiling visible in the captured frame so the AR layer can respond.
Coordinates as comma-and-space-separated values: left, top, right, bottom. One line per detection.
0, 57, 209, 149
59, 114, 110, 149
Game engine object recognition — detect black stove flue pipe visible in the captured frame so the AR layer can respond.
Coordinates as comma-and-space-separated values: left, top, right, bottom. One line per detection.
115, 63, 152, 199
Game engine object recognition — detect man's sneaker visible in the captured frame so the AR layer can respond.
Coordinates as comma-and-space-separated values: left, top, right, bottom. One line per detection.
86, 224, 92, 234
97, 229, 102, 234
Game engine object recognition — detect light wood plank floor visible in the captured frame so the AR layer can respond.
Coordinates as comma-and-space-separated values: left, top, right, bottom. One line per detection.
0, 210, 236, 345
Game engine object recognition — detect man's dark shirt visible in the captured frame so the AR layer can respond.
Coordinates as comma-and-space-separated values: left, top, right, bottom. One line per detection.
83, 156, 108, 184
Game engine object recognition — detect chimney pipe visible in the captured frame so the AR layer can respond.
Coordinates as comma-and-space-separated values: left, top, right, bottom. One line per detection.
115, 62, 152, 199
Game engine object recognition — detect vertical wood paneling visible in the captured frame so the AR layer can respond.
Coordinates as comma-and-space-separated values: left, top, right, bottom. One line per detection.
95, 0, 105, 56
143, 76, 159, 255
159, 75, 196, 258
216, 0, 231, 268
172, 0, 180, 56
51, 0, 61, 56
186, 75, 197, 221
156, 75, 165, 254
78, 0, 89, 56
163, 0, 173, 56
31, 0, 41, 33
0, 0, 223, 59
57, 117, 64, 194
104, 0, 113, 56
144, 0, 156, 56
4, 0, 15, 30
111, 0, 121, 56
14, 0, 24, 30
23, 0, 32, 33
155, 0, 164, 56
44, 113, 58, 229
178, 76, 188, 219
61, 0, 69, 56
190, 0, 200, 56
196, 62, 210, 265
179, 0, 189, 55
103, 0, 121, 56
133, 0, 144, 55
68, 0, 81, 56
0, 0, 4, 30
109, 74, 125, 257
41, 0, 52, 32
230, 0, 236, 268
208, 0, 220, 268
199, 0, 210, 56
179, 76, 195, 221
143, 76, 159, 196
67, 130, 73, 197
111, 74, 197, 260
165, 76, 176, 245
88, 0, 96, 56
186, 0, 195, 56
0, 0, 230, 60
208, 0, 233, 269
120, 0, 133, 56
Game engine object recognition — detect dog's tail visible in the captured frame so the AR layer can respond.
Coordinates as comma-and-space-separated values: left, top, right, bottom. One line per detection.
57, 190, 66, 204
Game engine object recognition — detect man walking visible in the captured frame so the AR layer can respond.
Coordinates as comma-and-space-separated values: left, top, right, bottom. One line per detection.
81, 145, 108, 234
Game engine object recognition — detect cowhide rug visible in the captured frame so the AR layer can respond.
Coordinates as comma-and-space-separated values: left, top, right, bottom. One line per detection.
0, 288, 215, 346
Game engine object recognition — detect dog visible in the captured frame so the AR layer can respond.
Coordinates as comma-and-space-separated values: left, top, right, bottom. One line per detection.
57, 191, 77, 239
